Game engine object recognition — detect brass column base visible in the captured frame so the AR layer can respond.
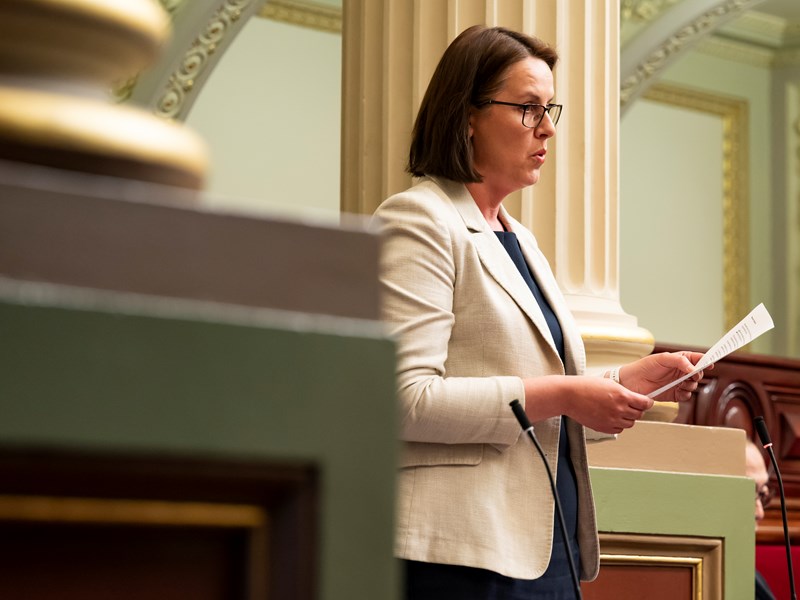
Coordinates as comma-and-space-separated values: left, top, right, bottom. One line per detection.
0, 0, 208, 189
0, 87, 207, 189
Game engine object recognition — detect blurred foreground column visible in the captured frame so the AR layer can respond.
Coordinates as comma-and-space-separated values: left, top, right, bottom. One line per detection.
0, 0, 207, 188
0, 2, 399, 598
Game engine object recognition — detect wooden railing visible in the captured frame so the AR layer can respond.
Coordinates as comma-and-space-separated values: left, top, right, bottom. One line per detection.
659, 344, 800, 542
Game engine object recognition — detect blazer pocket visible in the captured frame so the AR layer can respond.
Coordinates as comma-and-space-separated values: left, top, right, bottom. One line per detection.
399, 442, 484, 469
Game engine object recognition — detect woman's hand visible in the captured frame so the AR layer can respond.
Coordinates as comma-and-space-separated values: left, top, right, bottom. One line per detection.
523, 375, 654, 435
562, 377, 654, 434
619, 351, 711, 402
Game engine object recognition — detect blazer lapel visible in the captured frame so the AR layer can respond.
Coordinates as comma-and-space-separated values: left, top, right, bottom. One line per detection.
435, 178, 563, 365
508, 212, 586, 376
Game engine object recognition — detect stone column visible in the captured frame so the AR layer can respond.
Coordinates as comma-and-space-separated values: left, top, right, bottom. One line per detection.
342, 0, 657, 392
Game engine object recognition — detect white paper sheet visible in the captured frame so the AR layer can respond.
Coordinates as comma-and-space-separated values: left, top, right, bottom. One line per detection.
647, 303, 774, 399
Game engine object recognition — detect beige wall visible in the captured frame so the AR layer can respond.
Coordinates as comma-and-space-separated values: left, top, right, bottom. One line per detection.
620, 48, 774, 354
620, 100, 726, 348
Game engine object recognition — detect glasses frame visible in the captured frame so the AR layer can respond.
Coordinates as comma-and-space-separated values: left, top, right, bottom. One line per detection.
757, 483, 774, 509
480, 100, 563, 129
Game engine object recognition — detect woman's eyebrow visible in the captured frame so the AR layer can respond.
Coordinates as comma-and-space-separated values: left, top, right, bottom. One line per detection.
519, 92, 555, 104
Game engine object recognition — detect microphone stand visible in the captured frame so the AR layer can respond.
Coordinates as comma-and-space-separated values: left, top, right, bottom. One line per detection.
754, 416, 797, 600
511, 400, 582, 600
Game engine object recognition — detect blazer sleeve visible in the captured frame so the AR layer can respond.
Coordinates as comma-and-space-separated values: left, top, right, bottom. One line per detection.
374, 191, 525, 447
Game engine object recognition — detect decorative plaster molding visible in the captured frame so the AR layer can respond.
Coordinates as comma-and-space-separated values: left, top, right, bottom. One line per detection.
155, 0, 255, 119
259, 0, 341, 33
698, 36, 800, 68
776, 47, 800, 68
788, 22, 800, 45
717, 9, 788, 48
113, 0, 196, 103
697, 35, 773, 68
695, 8, 800, 67
159, 0, 186, 16
620, 0, 759, 109
621, 0, 684, 25
643, 83, 749, 332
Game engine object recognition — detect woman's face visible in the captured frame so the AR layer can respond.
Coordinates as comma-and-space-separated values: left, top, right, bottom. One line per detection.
469, 57, 556, 199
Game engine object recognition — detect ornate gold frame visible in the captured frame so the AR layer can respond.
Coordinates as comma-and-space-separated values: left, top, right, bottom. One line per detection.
642, 82, 750, 332
600, 553, 703, 599
594, 532, 724, 600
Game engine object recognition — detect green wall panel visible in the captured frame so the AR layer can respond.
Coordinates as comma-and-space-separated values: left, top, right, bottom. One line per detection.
0, 291, 399, 600
591, 466, 755, 599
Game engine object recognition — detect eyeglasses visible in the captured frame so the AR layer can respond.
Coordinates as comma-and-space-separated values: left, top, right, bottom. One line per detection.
480, 100, 563, 129
757, 483, 774, 509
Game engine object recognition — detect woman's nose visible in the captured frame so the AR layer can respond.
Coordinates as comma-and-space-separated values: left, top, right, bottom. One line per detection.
536, 113, 556, 138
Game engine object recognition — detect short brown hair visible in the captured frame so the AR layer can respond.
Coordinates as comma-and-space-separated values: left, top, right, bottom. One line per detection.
408, 25, 558, 182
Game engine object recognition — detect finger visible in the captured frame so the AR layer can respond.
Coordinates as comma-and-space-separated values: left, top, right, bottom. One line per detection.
628, 394, 654, 411
624, 408, 645, 421
681, 351, 705, 365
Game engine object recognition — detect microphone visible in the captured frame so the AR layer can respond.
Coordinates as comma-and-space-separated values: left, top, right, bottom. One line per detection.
754, 416, 797, 600
511, 400, 582, 600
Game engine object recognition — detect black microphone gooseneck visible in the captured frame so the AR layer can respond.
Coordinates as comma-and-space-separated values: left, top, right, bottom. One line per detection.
510, 400, 582, 600
754, 416, 797, 600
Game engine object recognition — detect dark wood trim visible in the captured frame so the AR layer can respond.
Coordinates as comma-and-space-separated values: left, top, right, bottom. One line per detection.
0, 445, 318, 600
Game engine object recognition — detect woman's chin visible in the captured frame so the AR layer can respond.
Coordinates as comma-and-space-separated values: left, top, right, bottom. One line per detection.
525, 170, 541, 187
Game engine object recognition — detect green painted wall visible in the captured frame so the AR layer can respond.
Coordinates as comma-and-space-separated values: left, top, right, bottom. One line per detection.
0, 285, 399, 600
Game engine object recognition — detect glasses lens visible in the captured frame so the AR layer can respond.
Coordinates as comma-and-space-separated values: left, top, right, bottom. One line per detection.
519, 104, 563, 128
523, 105, 545, 128
548, 104, 562, 126
523, 105, 562, 128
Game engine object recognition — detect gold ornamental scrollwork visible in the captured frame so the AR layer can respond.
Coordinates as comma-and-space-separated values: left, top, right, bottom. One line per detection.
156, 0, 255, 120
621, 0, 758, 108
259, 0, 342, 33
643, 83, 749, 332
113, 0, 189, 102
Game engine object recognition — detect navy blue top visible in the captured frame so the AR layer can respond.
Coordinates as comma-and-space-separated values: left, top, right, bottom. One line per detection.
495, 230, 580, 593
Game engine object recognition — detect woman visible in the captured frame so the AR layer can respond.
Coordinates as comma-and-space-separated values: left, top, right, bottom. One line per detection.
373, 25, 707, 599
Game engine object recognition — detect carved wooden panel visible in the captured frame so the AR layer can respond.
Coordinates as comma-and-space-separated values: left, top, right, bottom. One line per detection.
661, 344, 800, 545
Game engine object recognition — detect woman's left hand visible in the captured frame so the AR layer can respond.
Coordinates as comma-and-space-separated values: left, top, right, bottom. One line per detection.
619, 352, 711, 402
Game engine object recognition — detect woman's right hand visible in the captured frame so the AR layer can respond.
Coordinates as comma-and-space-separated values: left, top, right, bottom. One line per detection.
522, 375, 654, 434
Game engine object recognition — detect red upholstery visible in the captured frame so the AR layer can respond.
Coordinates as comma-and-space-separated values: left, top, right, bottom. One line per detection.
756, 544, 800, 599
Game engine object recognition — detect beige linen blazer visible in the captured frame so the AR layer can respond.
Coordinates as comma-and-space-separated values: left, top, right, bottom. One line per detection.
374, 176, 600, 581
